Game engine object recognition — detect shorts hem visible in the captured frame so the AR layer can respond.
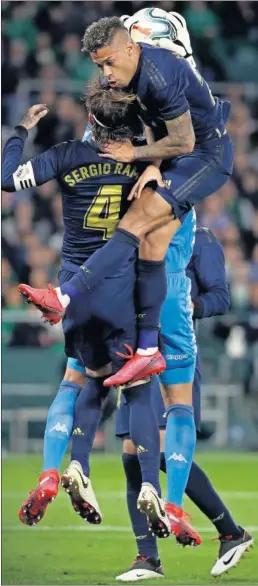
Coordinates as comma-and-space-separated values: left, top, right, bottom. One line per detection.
159, 364, 195, 385
156, 184, 190, 222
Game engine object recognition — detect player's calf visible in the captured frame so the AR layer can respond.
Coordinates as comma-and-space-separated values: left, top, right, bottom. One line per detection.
18, 469, 59, 526
61, 460, 102, 524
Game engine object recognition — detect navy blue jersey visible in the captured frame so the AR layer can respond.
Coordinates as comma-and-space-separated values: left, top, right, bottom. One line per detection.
2, 128, 144, 270
128, 43, 230, 144
186, 228, 230, 318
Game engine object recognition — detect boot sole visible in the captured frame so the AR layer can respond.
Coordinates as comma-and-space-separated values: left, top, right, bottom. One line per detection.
61, 473, 101, 524
137, 496, 170, 539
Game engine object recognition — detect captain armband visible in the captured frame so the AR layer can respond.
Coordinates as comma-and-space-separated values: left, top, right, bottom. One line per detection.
13, 161, 36, 191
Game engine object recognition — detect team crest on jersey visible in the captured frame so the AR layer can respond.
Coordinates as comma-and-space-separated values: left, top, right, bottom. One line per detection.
163, 179, 171, 189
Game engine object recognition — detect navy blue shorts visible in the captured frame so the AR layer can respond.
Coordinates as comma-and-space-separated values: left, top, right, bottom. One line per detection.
59, 261, 137, 372
115, 350, 202, 438
157, 134, 234, 222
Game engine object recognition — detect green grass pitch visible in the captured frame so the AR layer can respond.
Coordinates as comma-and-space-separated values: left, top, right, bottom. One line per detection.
2, 452, 257, 585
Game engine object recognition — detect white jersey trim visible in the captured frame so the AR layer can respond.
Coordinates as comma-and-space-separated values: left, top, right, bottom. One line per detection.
13, 161, 36, 191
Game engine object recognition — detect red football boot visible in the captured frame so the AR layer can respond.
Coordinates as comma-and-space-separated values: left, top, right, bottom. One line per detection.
41, 311, 62, 326
165, 503, 202, 547
18, 469, 59, 526
104, 345, 166, 387
18, 284, 64, 323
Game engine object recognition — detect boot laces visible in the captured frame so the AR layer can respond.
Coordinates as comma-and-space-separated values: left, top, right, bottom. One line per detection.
212, 534, 232, 542
133, 555, 149, 565
47, 284, 55, 292
183, 510, 192, 522
116, 344, 134, 360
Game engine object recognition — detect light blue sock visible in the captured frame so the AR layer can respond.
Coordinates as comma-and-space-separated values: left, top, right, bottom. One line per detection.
164, 404, 196, 507
43, 381, 81, 471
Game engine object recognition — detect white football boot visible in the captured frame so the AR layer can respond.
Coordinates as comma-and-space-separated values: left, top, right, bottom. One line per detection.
61, 460, 102, 523
137, 483, 170, 538
211, 528, 254, 577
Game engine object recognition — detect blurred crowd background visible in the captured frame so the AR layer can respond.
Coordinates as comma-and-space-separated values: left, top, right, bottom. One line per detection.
2, 1, 258, 450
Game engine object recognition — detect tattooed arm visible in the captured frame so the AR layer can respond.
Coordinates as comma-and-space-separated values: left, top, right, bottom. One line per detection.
100, 110, 195, 163
134, 110, 195, 161
144, 125, 161, 168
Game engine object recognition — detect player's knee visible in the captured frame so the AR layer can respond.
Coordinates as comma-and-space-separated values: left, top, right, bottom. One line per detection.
63, 367, 86, 387
122, 438, 137, 455
162, 382, 193, 407
118, 188, 172, 239
85, 364, 112, 378
118, 204, 149, 239
141, 217, 181, 260
159, 429, 165, 453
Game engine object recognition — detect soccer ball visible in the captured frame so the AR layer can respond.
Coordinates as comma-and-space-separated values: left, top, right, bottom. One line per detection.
122, 8, 176, 44
123, 7, 177, 44
121, 8, 196, 67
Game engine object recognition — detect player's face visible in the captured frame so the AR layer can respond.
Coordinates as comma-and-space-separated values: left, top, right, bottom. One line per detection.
90, 32, 139, 88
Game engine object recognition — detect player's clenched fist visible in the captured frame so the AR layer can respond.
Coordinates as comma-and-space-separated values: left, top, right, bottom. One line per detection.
19, 104, 49, 131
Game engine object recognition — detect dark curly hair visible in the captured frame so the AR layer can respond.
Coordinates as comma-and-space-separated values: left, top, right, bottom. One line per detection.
86, 80, 143, 148
82, 16, 128, 53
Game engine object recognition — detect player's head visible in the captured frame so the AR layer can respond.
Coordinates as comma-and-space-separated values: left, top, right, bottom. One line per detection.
82, 17, 140, 88
86, 80, 142, 149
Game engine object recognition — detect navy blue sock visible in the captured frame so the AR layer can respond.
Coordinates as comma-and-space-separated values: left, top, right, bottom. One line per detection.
43, 381, 81, 471
125, 381, 161, 495
61, 228, 139, 298
165, 404, 196, 507
71, 376, 108, 476
137, 260, 167, 350
122, 453, 159, 560
186, 461, 241, 537
160, 452, 166, 474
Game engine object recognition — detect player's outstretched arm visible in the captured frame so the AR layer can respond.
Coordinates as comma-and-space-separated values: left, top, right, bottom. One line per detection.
1, 105, 61, 193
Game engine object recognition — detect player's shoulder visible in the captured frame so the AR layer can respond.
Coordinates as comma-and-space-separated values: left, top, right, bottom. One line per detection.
139, 42, 185, 89
54, 138, 92, 155
195, 227, 222, 250
53, 138, 99, 170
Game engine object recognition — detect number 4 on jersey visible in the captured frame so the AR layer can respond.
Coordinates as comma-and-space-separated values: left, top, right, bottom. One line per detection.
83, 185, 122, 240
